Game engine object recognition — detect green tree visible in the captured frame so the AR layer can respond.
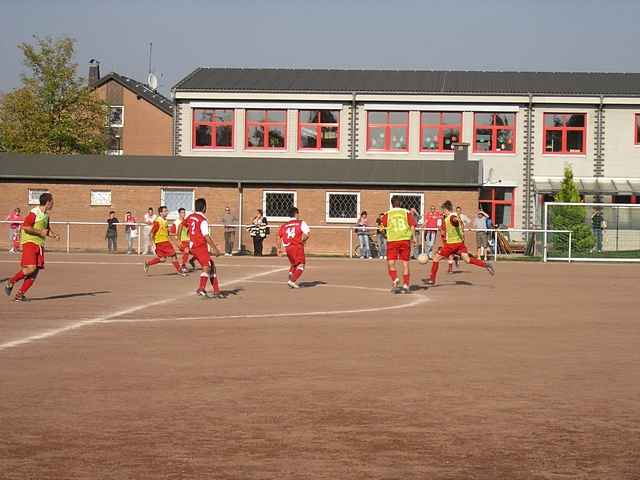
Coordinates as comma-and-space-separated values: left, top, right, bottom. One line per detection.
0, 36, 107, 154
550, 166, 595, 254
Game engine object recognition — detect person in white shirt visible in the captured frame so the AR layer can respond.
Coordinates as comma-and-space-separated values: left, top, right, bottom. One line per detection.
142, 207, 156, 255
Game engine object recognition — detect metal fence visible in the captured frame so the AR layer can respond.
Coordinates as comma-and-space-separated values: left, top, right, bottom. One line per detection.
1, 220, 572, 261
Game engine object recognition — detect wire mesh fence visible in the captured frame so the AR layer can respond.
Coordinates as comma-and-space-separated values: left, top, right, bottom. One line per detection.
544, 202, 640, 262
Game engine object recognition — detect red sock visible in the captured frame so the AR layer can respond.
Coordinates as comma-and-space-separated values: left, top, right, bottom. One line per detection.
148, 257, 162, 267
172, 261, 181, 272
291, 266, 304, 283
447, 260, 453, 272
402, 274, 410, 286
469, 257, 486, 268
10, 270, 25, 284
181, 252, 189, 266
430, 261, 439, 281
210, 273, 220, 294
19, 277, 35, 294
388, 268, 398, 282
198, 273, 208, 290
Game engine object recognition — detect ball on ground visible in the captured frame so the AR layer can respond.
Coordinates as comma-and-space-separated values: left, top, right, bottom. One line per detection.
417, 253, 430, 264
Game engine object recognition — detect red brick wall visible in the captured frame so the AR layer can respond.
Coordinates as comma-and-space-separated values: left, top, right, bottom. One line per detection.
0, 181, 479, 254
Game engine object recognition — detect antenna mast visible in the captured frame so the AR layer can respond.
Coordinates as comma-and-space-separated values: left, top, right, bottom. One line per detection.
148, 42, 153, 76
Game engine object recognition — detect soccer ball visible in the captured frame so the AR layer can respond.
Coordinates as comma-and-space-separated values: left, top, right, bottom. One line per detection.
417, 253, 430, 265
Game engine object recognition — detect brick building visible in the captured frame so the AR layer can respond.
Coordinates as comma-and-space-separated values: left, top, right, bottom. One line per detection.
0, 152, 480, 254
89, 62, 173, 156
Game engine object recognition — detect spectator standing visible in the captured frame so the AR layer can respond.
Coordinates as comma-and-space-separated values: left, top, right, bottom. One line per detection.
106, 211, 119, 253
424, 205, 442, 259
456, 206, 471, 227
591, 208, 606, 253
222, 206, 236, 256
6, 208, 23, 253
248, 209, 269, 256
474, 211, 490, 260
143, 207, 156, 255
410, 207, 422, 258
124, 211, 138, 254
356, 211, 371, 259
375, 212, 387, 259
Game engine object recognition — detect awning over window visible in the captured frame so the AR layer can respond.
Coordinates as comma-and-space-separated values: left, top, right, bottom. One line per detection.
534, 176, 640, 194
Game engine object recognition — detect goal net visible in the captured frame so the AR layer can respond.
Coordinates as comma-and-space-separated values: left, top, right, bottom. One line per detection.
544, 202, 640, 262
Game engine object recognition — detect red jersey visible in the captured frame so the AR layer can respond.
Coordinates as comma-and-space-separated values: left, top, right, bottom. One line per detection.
182, 212, 209, 249
278, 219, 310, 248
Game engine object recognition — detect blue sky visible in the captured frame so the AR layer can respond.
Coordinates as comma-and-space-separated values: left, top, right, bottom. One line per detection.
1, 0, 638, 95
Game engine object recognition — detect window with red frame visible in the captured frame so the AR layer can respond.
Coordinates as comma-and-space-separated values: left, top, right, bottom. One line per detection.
543, 113, 586, 154
635, 114, 640, 145
193, 109, 234, 148
420, 112, 462, 152
246, 110, 286, 149
474, 113, 516, 153
367, 111, 409, 151
479, 187, 514, 227
299, 110, 339, 149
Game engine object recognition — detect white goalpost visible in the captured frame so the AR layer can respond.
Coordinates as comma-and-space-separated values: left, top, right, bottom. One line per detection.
544, 202, 640, 262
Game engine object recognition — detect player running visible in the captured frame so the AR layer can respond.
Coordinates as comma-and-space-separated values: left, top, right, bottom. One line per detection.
178, 198, 223, 298
382, 195, 417, 294
174, 207, 193, 273
278, 207, 310, 289
144, 206, 186, 276
426, 200, 495, 285
4, 193, 59, 302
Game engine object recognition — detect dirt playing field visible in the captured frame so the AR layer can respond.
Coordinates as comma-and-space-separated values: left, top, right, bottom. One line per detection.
1, 253, 639, 479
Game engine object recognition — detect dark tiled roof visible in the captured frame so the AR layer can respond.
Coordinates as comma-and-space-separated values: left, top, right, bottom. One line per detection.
173, 68, 640, 96
0, 153, 480, 188
92, 73, 174, 115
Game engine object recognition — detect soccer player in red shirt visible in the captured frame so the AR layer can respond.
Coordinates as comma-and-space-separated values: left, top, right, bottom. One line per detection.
278, 207, 311, 289
426, 200, 495, 286
143, 206, 186, 276
4, 193, 59, 302
178, 198, 222, 298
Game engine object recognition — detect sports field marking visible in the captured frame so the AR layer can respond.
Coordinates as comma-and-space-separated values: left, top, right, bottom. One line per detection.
0, 266, 287, 352
244, 279, 392, 293
103, 292, 429, 324
0, 260, 287, 268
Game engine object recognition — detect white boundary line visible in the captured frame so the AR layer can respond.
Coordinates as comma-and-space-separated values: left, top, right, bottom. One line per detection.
106, 295, 428, 324
0, 260, 287, 267
0, 267, 287, 352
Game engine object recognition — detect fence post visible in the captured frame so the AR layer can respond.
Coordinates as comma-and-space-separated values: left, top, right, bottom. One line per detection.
66, 223, 70, 253
421, 228, 425, 254
137, 225, 142, 255
493, 229, 498, 262
349, 228, 353, 259
543, 203, 548, 263
568, 231, 572, 263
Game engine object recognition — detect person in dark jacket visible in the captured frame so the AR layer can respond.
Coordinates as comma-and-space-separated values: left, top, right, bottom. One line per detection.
248, 209, 269, 256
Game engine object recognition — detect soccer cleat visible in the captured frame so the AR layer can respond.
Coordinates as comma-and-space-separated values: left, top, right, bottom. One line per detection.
177, 271, 188, 277
143, 261, 149, 273
287, 280, 300, 289
14, 292, 27, 302
402, 285, 411, 294
390, 278, 400, 293
196, 289, 208, 298
485, 262, 495, 276
180, 265, 189, 274
4, 282, 14, 297
425, 278, 435, 286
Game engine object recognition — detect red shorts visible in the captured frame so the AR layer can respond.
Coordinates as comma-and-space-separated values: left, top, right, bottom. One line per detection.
154, 241, 176, 258
21, 242, 45, 269
178, 241, 190, 253
438, 242, 468, 258
387, 240, 411, 261
190, 245, 211, 267
286, 244, 305, 267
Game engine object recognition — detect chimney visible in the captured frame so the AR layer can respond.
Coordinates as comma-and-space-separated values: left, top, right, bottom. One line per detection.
88, 59, 100, 85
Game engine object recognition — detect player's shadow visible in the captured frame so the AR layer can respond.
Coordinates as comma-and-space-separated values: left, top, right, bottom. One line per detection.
217, 288, 243, 298
30, 291, 111, 301
409, 285, 428, 292
298, 281, 327, 288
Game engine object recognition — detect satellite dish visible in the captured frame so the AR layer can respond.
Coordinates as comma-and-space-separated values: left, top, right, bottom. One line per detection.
147, 73, 158, 90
